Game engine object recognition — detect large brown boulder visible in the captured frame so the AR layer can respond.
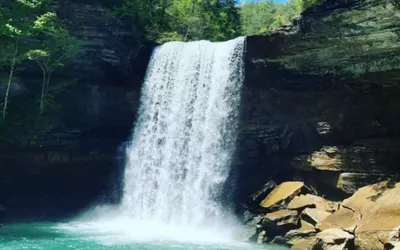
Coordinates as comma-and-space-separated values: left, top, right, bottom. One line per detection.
318, 181, 400, 249
248, 180, 277, 205
302, 208, 331, 226
317, 206, 357, 233
260, 182, 307, 210
285, 220, 317, 246
287, 194, 337, 212
291, 239, 313, 250
264, 210, 299, 225
310, 229, 354, 250
262, 209, 300, 237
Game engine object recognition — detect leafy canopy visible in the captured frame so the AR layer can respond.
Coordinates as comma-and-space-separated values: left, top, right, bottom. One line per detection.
240, 0, 323, 36
115, 0, 241, 43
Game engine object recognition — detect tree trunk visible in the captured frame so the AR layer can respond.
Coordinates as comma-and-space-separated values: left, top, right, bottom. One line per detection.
2, 39, 19, 120
39, 70, 47, 114
45, 70, 52, 96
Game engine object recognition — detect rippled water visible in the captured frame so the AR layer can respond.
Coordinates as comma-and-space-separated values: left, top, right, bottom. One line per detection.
0, 222, 289, 250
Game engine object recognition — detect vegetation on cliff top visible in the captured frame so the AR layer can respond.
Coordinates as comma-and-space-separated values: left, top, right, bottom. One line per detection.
0, 0, 322, 145
71, 0, 321, 42
114, 0, 322, 42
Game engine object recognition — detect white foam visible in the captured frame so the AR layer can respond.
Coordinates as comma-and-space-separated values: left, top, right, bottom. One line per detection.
60, 37, 246, 244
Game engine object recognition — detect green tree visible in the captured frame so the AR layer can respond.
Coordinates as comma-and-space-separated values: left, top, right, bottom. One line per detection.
240, 0, 278, 35
115, 0, 240, 43
0, 0, 46, 119
301, 0, 323, 9
239, 0, 323, 36
26, 12, 81, 113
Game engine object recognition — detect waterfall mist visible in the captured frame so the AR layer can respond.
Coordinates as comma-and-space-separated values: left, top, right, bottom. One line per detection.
60, 37, 246, 243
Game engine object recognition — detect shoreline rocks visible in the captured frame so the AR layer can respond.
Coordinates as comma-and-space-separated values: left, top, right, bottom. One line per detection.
243, 180, 400, 250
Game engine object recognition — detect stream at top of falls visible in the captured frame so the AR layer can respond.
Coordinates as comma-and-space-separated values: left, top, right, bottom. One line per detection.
0, 37, 289, 249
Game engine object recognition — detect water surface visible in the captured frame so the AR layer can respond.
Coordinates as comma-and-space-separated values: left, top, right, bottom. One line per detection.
0, 222, 289, 250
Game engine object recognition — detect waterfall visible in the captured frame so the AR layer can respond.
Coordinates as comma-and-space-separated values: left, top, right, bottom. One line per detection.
122, 37, 245, 234
60, 37, 245, 243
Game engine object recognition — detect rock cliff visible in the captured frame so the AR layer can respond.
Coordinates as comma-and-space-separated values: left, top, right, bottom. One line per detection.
236, 0, 400, 202
1, 0, 399, 222
0, 0, 150, 221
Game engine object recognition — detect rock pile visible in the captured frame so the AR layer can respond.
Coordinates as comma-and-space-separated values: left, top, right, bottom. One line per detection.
243, 180, 400, 250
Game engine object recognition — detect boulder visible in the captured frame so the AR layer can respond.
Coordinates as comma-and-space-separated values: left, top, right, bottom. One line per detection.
238, 215, 263, 242
291, 239, 313, 250
316, 205, 358, 233
271, 235, 288, 245
264, 209, 299, 226
318, 181, 400, 250
260, 182, 307, 210
257, 230, 267, 244
285, 220, 317, 245
310, 229, 354, 250
354, 227, 400, 250
245, 214, 263, 228
262, 210, 300, 237
302, 208, 331, 226
287, 194, 337, 212
337, 173, 388, 194
248, 180, 277, 205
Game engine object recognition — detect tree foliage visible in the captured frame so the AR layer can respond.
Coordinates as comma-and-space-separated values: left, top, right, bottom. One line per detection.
240, 0, 323, 36
0, 0, 80, 119
0, 0, 49, 119
27, 11, 82, 113
115, 0, 241, 43
113, 0, 323, 41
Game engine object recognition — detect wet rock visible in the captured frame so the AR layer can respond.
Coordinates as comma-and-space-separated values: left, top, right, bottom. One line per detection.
262, 210, 300, 237
291, 239, 313, 250
260, 182, 308, 210
271, 235, 288, 245
257, 230, 267, 244
310, 229, 354, 250
237, 226, 259, 242
264, 210, 299, 226
248, 180, 277, 205
285, 220, 317, 245
318, 181, 400, 250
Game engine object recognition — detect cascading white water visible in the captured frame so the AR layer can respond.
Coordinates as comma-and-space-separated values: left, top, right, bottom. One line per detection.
59, 37, 246, 244
121, 37, 245, 234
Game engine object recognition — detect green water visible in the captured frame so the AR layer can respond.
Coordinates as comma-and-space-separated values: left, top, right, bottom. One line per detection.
0, 222, 288, 250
